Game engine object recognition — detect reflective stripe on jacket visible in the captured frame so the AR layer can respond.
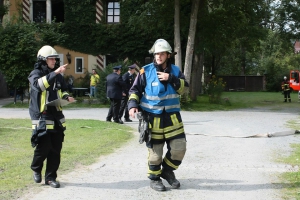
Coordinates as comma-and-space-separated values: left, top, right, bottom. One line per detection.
140, 63, 180, 114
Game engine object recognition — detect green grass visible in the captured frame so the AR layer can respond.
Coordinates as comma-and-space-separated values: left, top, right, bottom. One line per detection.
277, 119, 300, 200
0, 119, 133, 199
182, 91, 300, 111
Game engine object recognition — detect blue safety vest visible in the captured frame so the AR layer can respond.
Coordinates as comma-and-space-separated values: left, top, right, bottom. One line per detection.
140, 63, 180, 114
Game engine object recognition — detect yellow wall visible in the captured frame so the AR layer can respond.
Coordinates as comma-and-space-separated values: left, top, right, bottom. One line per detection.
54, 46, 96, 80
3, 0, 18, 23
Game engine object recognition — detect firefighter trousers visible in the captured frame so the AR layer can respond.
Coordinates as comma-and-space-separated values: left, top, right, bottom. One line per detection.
145, 111, 187, 180
31, 122, 64, 181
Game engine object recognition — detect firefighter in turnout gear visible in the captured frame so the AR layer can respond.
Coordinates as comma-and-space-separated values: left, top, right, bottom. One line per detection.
128, 39, 189, 191
282, 76, 291, 102
28, 45, 75, 188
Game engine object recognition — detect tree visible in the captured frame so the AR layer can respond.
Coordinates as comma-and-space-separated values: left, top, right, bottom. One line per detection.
174, 0, 182, 70
0, 0, 9, 24
0, 22, 66, 102
183, 0, 200, 85
0, 23, 39, 102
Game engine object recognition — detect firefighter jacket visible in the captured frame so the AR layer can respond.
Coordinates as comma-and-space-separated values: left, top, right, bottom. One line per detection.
281, 80, 290, 91
128, 62, 188, 114
28, 62, 70, 130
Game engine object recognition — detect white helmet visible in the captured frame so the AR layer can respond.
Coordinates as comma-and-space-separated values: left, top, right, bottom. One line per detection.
284, 76, 287, 80
37, 45, 59, 61
149, 39, 172, 54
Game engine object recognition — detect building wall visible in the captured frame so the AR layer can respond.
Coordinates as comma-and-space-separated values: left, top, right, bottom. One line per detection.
54, 46, 96, 79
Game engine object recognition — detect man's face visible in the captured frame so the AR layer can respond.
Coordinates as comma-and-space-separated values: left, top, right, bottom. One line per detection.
154, 52, 169, 65
46, 57, 56, 69
92, 70, 96, 74
129, 68, 135, 74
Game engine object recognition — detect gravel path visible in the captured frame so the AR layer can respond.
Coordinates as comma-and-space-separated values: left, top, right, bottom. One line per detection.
1, 99, 299, 200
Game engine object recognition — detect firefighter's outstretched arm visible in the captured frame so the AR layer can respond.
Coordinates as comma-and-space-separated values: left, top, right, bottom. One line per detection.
28, 63, 68, 93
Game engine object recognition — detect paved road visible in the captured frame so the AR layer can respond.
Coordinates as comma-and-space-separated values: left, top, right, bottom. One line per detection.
1, 98, 300, 200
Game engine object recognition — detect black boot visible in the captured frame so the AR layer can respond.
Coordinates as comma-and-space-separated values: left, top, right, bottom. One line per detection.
45, 180, 60, 188
161, 168, 180, 189
33, 171, 41, 183
150, 179, 166, 191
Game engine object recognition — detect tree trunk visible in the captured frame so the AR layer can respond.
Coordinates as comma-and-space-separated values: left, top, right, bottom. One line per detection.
240, 45, 246, 75
174, 0, 182, 70
190, 52, 204, 101
183, 0, 200, 85
0, 0, 4, 24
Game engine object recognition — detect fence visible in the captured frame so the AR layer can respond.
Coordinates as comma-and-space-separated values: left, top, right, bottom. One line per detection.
218, 75, 265, 92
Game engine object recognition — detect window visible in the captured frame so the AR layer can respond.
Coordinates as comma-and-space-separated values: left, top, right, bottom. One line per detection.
107, 1, 120, 23
32, 0, 65, 23
52, 0, 64, 22
75, 57, 84, 74
33, 1, 46, 23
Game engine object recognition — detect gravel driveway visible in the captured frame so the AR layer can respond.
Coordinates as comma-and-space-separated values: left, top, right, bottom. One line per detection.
1, 99, 299, 200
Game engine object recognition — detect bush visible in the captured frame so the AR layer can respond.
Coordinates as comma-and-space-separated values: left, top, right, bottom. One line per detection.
206, 75, 226, 104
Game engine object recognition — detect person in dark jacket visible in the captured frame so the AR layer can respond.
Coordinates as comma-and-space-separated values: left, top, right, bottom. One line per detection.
281, 76, 291, 102
106, 65, 126, 124
28, 45, 75, 188
128, 39, 189, 191
118, 64, 136, 122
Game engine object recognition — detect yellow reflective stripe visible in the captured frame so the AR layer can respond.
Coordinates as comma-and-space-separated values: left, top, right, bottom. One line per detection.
170, 114, 179, 125
37, 76, 50, 91
58, 90, 62, 98
153, 117, 160, 130
42, 76, 50, 88
151, 117, 163, 133
147, 168, 162, 176
61, 91, 69, 97
151, 134, 164, 140
165, 127, 185, 139
31, 124, 54, 130
38, 78, 46, 91
152, 128, 163, 133
46, 124, 54, 129
38, 76, 50, 91
32, 124, 55, 130
129, 93, 140, 102
164, 122, 183, 133
61, 122, 66, 127
40, 91, 47, 112
163, 157, 178, 169
177, 79, 185, 94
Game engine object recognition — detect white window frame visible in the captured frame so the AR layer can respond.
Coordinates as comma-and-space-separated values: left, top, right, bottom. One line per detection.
30, 0, 52, 23
107, 1, 120, 24
75, 57, 84, 74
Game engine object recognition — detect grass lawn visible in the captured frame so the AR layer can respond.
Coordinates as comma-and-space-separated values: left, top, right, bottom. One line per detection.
0, 118, 133, 199
182, 91, 300, 111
